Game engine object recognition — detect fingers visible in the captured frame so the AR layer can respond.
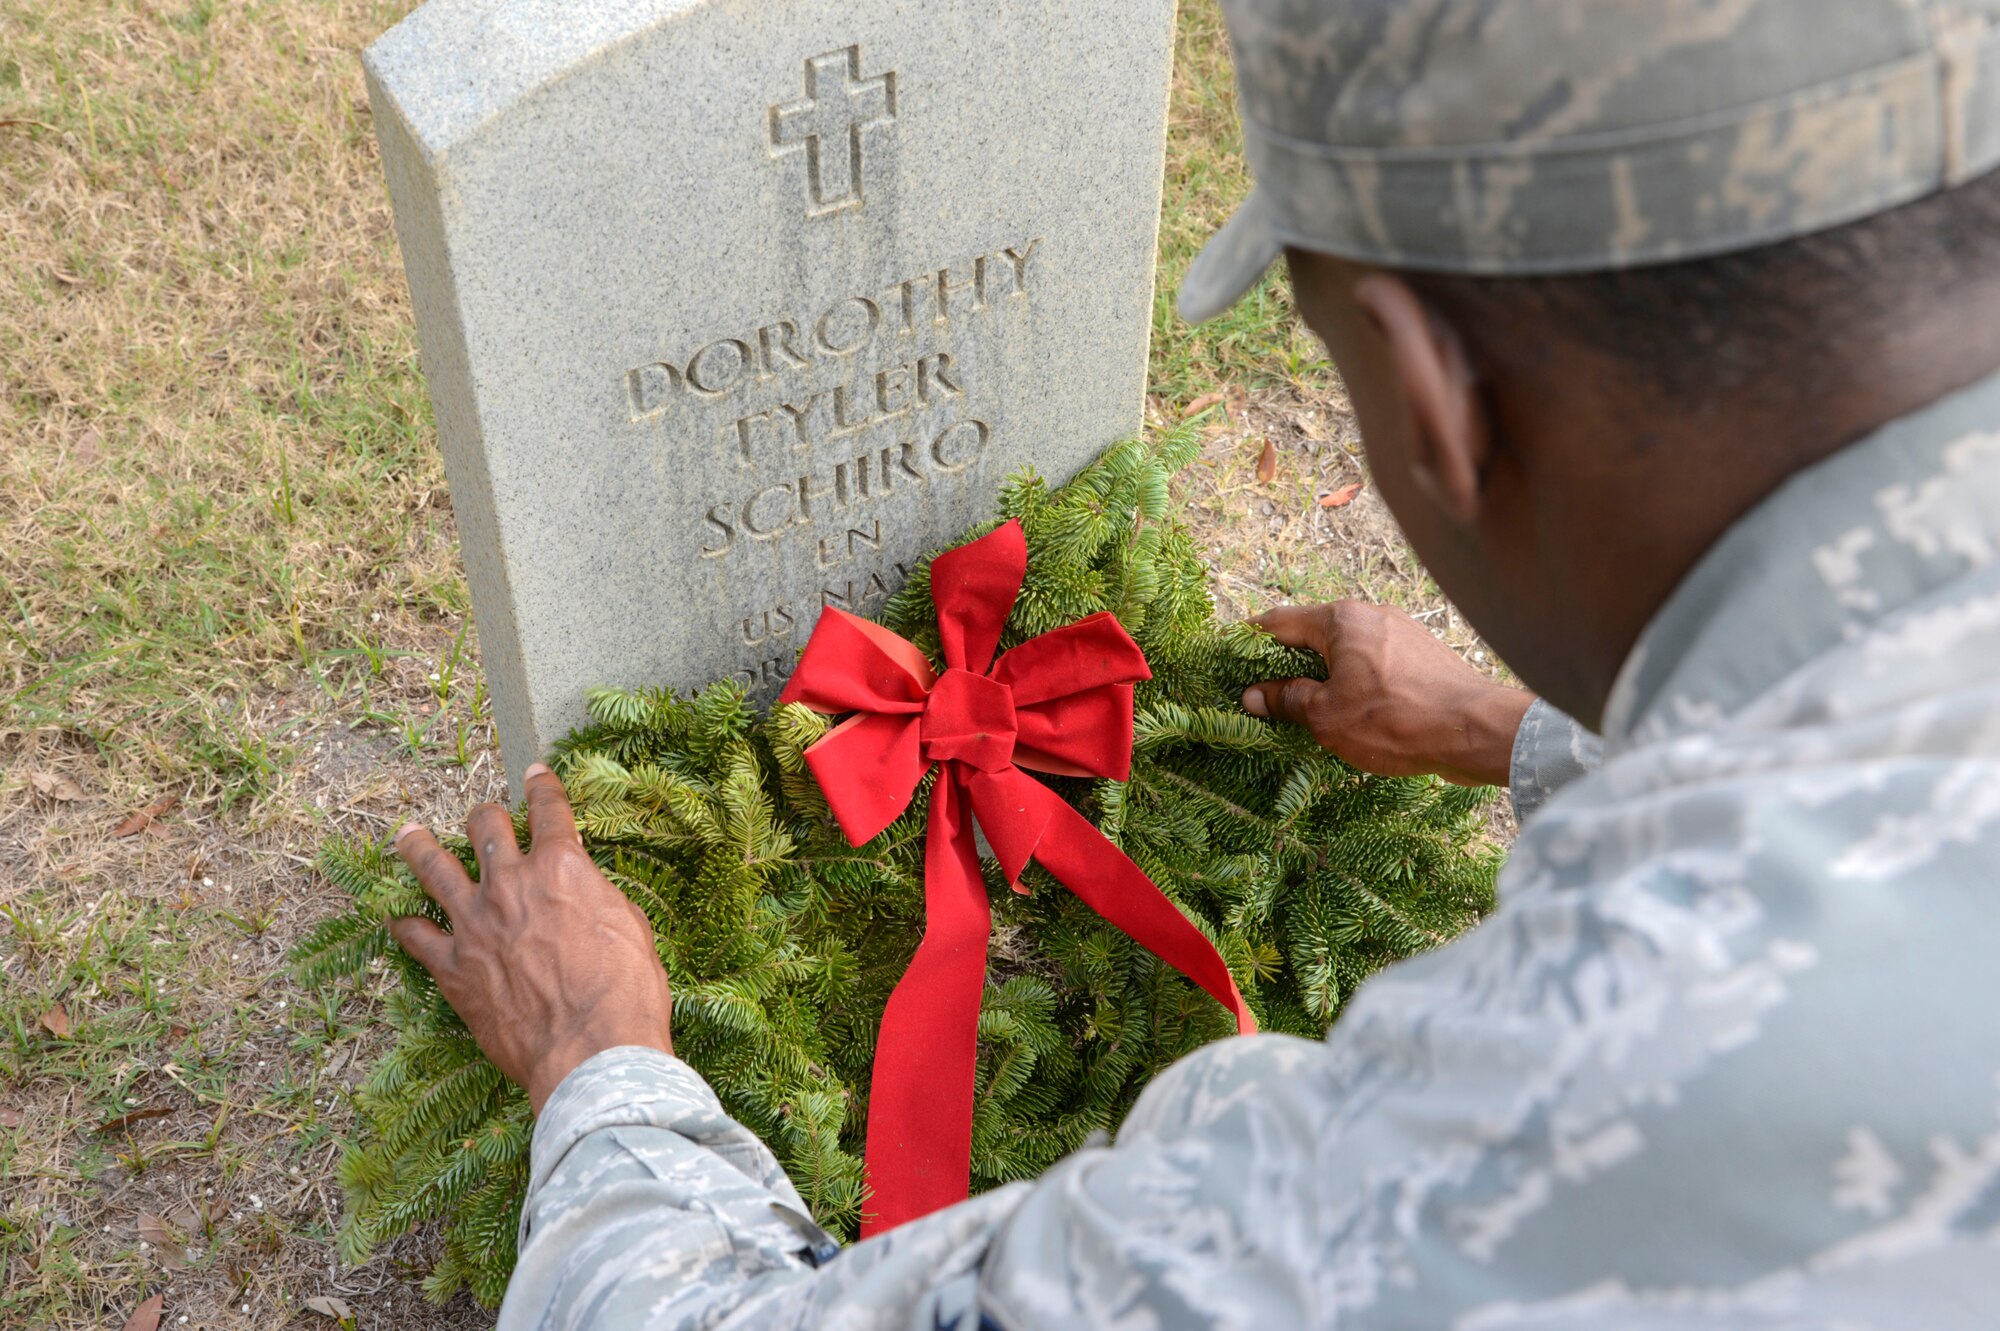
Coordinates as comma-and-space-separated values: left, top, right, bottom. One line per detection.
1251, 604, 1341, 661
1242, 676, 1326, 730
395, 823, 476, 915
522, 762, 581, 850
388, 914, 454, 973
465, 801, 522, 877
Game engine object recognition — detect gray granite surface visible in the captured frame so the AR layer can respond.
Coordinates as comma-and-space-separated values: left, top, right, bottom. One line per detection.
366, 0, 1176, 794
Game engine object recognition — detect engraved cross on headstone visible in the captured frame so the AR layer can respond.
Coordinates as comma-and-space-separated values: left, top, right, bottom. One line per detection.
768, 45, 897, 217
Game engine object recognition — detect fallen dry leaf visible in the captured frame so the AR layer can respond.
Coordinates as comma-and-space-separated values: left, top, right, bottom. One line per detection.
137, 1212, 188, 1266
1254, 438, 1277, 485
1318, 482, 1364, 510
0, 1106, 23, 1129
305, 1295, 355, 1321
29, 771, 85, 801
99, 1104, 173, 1133
38, 1005, 72, 1038
113, 795, 179, 838
121, 1293, 165, 1331
1181, 390, 1225, 420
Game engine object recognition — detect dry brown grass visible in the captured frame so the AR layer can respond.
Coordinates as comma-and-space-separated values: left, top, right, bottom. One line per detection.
0, 2, 1496, 1326
1, 1, 502, 1325
1162, 383, 1500, 656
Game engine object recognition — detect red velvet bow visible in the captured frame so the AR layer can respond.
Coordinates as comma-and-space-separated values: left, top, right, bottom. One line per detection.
779, 519, 1255, 1235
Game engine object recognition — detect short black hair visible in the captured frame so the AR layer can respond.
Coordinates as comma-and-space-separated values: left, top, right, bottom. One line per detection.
1406, 166, 2000, 404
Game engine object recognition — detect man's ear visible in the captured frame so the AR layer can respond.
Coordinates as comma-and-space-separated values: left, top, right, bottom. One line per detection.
1353, 274, 1490, 526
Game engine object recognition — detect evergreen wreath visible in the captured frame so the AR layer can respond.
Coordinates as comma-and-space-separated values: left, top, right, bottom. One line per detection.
293, 431, 1502, 1306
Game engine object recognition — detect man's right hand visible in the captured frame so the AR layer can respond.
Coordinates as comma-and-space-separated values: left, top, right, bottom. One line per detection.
1242, 602, 1534, 788
390, 763, 674, 1115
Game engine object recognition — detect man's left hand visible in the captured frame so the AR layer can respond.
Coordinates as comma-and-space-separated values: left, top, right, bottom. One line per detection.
1243, 601, 1531, 787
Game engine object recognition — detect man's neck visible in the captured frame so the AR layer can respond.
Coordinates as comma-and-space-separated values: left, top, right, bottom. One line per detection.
1526, 311, 2000, 729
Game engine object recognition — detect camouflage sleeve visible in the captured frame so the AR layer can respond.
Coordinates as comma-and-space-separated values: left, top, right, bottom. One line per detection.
1507, 697, 1602, 823
495, 1045, 1033, 1331
496, 1046, 820, 1329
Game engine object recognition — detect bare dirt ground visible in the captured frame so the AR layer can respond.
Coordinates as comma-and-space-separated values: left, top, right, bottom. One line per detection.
1172, 384, 1482, 639
0, 3, 1502, 1327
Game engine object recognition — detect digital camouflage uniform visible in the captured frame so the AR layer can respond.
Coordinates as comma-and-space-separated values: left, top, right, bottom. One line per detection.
499, 2, 2000, 1327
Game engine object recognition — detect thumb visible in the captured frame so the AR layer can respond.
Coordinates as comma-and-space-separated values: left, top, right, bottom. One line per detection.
1242, 677, 1325, 729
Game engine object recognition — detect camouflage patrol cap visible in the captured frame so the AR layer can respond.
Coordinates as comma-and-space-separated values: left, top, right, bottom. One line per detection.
1180, 0, 2000, 321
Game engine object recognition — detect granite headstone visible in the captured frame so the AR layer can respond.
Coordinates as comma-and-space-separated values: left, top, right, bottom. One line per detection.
365, 0, 1177, 792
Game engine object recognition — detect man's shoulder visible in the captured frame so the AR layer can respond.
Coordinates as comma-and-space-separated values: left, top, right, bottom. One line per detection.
1295, 681, 2000, 1322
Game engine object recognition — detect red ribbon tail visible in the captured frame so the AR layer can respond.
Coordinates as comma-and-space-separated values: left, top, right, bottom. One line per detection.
1032, 795, 1257, 1035
859, 776, 992, 1237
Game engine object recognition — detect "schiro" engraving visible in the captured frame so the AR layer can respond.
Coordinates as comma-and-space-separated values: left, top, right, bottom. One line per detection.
768, 45, 897, 217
